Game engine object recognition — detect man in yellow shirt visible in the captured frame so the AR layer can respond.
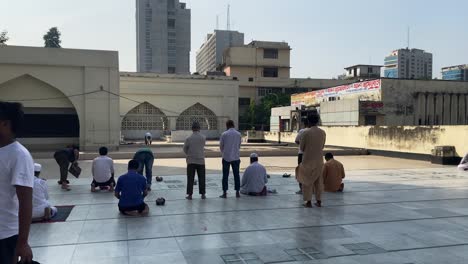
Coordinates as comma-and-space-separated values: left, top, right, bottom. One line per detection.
322, 153, 345, 192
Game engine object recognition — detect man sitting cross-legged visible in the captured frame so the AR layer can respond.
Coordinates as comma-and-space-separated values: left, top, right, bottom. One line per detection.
323, 153, 345, 192
32, 163, 57, 222
114, 160, 149, 217
240, 153, 268, 196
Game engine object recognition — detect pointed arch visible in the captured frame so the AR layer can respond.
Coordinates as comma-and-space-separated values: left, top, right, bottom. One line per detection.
176, 103, 218, 130
121, 102, 169, 139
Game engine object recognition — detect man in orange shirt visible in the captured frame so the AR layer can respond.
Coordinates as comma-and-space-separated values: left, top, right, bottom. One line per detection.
323, 153, 345, 192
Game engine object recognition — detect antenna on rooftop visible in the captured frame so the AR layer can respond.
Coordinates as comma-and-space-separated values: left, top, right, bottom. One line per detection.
407, 26, 410, 49
216, 15, 219, 30
227, 4, 231, 30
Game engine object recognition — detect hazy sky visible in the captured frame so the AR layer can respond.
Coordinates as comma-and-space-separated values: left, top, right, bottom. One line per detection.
2, 0, 467, 78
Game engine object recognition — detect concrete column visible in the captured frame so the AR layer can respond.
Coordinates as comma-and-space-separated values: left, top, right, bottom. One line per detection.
450, 94, 459, 125
426, 93, 435, 125
443, 94, 451, 125
169, 116, 177, 131
435, 93, 444, 125
458, 95, 466, 125
415, 93, 426, 125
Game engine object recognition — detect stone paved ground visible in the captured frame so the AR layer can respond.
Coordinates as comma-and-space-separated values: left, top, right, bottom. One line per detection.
29, 156, 468, 264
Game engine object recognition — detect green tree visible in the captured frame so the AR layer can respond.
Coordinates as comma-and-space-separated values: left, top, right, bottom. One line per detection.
43, 27, 62, 48
246, 93, 290, 130
0, 30, 9, 45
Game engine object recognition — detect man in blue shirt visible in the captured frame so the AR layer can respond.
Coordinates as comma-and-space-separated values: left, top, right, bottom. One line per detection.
114, 160, 149, 216
219, 120, 242, 199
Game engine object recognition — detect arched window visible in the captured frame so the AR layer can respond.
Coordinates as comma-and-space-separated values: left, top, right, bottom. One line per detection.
122, 102, 168, 131
176, 103, 218, 130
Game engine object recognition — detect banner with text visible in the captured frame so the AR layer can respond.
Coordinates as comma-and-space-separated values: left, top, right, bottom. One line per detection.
291, 79, 381, 107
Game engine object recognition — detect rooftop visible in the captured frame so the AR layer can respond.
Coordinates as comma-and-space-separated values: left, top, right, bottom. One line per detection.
247, 40, 291, 50
344, 64, 383, 70
120, 72, 238, 81
28, 155, 468, 264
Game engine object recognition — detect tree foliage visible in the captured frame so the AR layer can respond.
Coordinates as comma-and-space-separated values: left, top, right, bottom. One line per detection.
244, 93, 290, 130
0, 30, 9, 45
43, 27, 62, 48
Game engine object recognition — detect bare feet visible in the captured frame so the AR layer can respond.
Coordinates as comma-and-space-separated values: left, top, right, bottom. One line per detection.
303, 201, 313, 208
44, 207, 52, 221
314, 201, 322, 208
186, 195, 193, 200
219, 193, 227, 199
201, 194, 206, 200
61, 184, 71, 191
236, 191, 241, 198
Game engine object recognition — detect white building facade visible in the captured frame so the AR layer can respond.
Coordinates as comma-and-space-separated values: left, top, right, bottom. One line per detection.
120, 73, 239, 141
384, 48, 433, 79
196, 30, 244, 75
136, 0, 191, 74
0, 46, 120, 151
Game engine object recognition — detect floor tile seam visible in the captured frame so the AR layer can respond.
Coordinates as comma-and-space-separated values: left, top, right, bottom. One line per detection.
48, 183, 468, 197
58, 196, 468, 223
31, 215, 468, 250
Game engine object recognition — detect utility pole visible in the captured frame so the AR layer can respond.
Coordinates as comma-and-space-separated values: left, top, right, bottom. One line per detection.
227, 4, 231, 30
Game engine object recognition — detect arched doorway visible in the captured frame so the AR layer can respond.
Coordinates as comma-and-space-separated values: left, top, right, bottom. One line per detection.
0, 74, 80, 149
176, 103, 218, 130
121, 102, 168, 140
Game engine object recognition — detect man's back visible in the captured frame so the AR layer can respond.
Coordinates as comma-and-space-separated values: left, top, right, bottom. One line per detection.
323, 159, 345, 192
241, 162, 268, 193
184, 132, 206, 165
300, 127, 326, 163
92, 156, 114, 182
220, 128, 241, 162
115, 172, 147, 207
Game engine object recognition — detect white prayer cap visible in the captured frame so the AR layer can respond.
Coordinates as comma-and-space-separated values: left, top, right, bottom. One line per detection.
250, 153, 258, 158
34, 163, 42, 172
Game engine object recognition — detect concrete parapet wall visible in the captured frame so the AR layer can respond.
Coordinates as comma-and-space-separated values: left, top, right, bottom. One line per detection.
264, 126, 468, 156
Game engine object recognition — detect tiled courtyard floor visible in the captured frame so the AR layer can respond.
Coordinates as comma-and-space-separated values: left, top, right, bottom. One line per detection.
30, 158, 468, 263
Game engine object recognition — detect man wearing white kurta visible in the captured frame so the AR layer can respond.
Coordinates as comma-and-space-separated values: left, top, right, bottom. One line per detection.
32, 163, 57, 221
240, 153, 268, 196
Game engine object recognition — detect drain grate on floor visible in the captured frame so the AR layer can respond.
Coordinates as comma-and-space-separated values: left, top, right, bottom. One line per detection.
342, 242, 387, 255
284, 246, 328, 261
221, 252, 263, 264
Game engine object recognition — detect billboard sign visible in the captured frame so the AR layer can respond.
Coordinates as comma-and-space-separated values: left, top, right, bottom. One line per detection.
291, 79, 381, 107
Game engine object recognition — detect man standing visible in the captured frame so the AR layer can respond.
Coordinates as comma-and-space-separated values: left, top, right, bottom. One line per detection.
54, 145, 79, 190
183, 122, 207, 200
114, 160, 149, 216
240, 153, 268, 196
297, 112, 326, 208
91, 147, 115, 192
32, 163, 57, 222
0, 102, 34, 264
133, 148, 155, 191
323, 153, 345, 192
219, 120, 242, 198
294, 119, 309, 195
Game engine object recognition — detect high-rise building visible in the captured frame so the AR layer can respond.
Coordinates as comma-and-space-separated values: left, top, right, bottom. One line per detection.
196, 30, 244, 75
136, 0, 191, 74
442, 65, 468, 81
383, 48, 433, 79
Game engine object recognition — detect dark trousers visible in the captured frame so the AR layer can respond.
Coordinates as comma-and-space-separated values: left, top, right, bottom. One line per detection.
187, 164, 206, 195
222, 159, 241, 192
92, 176, 116, 187
134, 152, 154, 186
298, 154, 303, 190
54, 151, 70, 182
0, 235, 18, 264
